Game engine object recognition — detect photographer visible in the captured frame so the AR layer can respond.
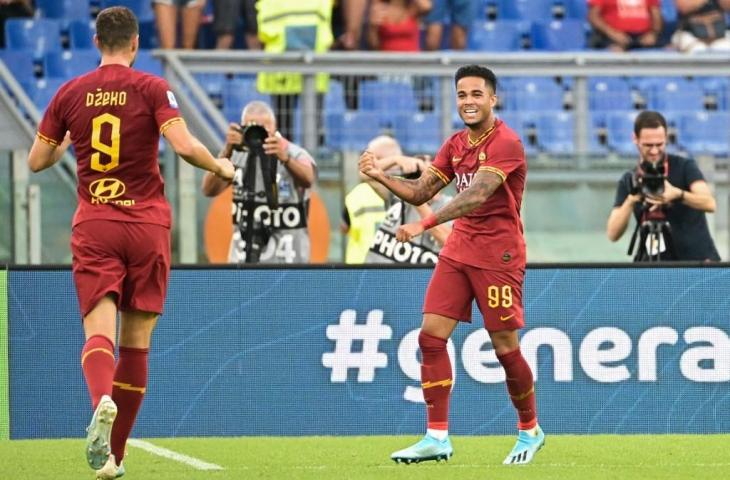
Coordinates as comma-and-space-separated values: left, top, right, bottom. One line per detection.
202, 101, 316, 263
606, 110, 719, 261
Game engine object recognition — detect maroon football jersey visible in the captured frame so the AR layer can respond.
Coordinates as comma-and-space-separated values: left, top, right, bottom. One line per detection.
430, 119, 527, 270
38, 64, 183, 228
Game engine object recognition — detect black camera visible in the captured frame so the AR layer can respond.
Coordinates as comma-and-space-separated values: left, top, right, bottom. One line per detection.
233, 123, 268, 151
631, 160, 665, 196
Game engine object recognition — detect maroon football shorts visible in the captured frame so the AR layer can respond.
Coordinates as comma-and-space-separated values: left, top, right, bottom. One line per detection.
71, 219, 171, 317
423, 255, 525, 331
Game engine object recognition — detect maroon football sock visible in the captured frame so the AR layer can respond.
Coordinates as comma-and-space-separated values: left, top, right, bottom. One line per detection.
419, 331, 452, 431
81, 335, 116, 410
110, 346, 148, 463
497, 348, 537, 430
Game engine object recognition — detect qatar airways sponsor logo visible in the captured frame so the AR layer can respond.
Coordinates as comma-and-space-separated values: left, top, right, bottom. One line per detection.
322, 311, 730, 403
454, 172, 476, 192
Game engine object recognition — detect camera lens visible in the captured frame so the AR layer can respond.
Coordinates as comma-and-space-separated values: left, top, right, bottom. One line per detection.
242, 124, 268, 149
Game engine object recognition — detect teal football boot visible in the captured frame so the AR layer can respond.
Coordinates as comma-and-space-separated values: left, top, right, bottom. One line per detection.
85, 395, 118, 470
95, 454, 125, 479
502, 425, 545, 465
391, 434, 453, 464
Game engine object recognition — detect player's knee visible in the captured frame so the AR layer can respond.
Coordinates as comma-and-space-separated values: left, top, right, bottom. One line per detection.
418, 330, 447, 354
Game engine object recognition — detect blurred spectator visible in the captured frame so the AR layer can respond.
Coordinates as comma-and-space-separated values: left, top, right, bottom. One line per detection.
213, 0, 261, 49
341, 135, 395, 263
0, 0, 33, 49
256, 0, 334, 140
367, 0, 432, 51
333, 0, 368, 50
588, 0, 663, 51
153, 0, 205, 49
423, 0, 475, 50
672, 0, 730, 52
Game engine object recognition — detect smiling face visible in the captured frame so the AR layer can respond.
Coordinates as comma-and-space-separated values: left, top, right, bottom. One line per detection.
456, 76, 497, 129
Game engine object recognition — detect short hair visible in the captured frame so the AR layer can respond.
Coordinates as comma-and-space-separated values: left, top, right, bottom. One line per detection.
634, 110, 667, 136
454, 65, 497, 93
95, 7, 139, 52
367, 135, 402, 158
241, 101, 275, 124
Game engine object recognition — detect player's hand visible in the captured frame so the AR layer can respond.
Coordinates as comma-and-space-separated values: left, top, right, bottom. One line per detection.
264, 131, 289, 161
215, 157, 235, 181
396, 222, 424, 243
359, 150, 384, 180
225, 123, 243, 148
397, 156, 427, 176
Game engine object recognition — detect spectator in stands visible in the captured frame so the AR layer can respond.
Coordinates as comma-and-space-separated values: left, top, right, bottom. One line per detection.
672, 0, 730, 52
423, 0, 475, 50
202, 100, 317, 264
213, 0, 261, 49
332, 0, 368, 50
367, 0, 432, 51
256, 0, 333, 141
0, 0, 33, 49
153, 0, 204, 49
606, 110, 719, 261
588, 0, 663, 51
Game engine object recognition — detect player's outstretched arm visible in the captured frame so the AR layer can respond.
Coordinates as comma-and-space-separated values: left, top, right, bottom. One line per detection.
164, 122, 234, 180
359, 150, 443, 205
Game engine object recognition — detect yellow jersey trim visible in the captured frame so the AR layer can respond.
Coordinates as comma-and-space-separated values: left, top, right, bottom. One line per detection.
467, 123, 497, 147
36, 132, 60, 147
428, 165, 450, 185
159, 117, 184, 134
478, 165, 506, 182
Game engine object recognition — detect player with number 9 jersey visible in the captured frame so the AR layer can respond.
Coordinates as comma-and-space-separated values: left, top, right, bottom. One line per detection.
37, 62, 182, 229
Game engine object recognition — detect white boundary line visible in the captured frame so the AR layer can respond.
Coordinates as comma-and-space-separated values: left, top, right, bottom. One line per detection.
128, 439, 224, 471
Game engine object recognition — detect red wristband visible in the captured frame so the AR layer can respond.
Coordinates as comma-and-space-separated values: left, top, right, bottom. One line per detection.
420, 214, 437, 230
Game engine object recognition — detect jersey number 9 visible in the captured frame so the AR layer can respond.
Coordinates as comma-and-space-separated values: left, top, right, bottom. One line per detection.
90, 113, 121, 173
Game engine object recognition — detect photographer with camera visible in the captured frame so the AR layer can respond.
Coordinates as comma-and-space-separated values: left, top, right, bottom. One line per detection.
606, 110, 719, 261
202, 100, 316, 263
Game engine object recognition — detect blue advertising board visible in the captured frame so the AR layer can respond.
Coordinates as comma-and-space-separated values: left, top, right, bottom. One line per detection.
8, 267, 730, 439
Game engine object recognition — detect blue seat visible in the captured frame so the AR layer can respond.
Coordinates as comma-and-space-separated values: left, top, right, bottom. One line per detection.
505, 78, 564, 111
396, 112, 442, 154
646, 80, 705, 111
36, 0, 90, 20
27, 78, 67, 111
468, 20, 524, 51
133, 50, 163, 77
68, 19, 95, 50
222, 78, 271, 123
588, 77, 633, 111
605, 110, 640, 155
588, 111, 610, 154
44, 50, 99, 79
696, 76, 729, 110
499, 0, 556, 21
99, 0, 154, 21
531, 19, 586, 51
535, 111, 574, 153
0, 50, 36, 87
194, 73, 227, 108
324, 79, 346, 114
359, 80, 418, 127
498, 111, 536, 155
325, 111, 382, 151
677, 112, 730, 155
564, 0, 588, 19
4, 19, 63, 57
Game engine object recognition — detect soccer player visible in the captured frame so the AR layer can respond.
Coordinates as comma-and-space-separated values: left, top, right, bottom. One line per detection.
359, 64, 544, 465
27, 6, 234, 479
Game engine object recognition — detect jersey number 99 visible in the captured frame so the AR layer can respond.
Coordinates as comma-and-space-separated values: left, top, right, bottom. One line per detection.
486, 285, 513, 309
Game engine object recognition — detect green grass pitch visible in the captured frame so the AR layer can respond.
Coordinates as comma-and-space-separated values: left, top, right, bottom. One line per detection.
1, 434, 728, 479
